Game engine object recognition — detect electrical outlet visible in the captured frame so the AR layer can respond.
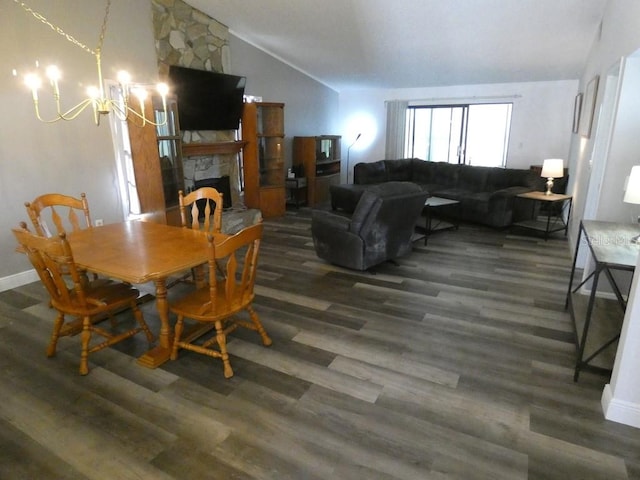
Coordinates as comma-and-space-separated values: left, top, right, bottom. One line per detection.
95, 219, 104, 227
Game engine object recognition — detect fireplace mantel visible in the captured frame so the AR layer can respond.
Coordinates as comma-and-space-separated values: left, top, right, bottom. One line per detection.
182, 141, 246, 157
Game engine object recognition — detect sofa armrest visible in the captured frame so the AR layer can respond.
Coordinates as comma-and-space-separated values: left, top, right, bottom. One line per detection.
311, 209, 352, 231
490, 186, 534, 199
488, 186, 538, 225
311, 209, 365, 269
330, 184, 368, 213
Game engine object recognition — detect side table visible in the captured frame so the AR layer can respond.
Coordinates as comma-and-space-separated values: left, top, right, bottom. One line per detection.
285, 177, 307, 208
513, 191, 572, 240
416, 196, 460, 245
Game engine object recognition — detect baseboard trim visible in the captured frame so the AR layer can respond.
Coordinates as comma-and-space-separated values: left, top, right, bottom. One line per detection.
0, 269, 38, 293
577, 287, 620, 302
602, 384, 640, 428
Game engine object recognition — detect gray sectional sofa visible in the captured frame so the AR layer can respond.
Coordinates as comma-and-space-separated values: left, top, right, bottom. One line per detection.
331, 159, 541, 228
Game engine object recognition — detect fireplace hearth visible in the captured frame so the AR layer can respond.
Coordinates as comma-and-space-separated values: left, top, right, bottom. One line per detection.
194, 175, 232, 210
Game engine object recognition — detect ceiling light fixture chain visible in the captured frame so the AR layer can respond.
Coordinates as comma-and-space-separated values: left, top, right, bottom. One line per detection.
96, 0, 111, 56
13, 0, 98, 56
13, 0, 168, 127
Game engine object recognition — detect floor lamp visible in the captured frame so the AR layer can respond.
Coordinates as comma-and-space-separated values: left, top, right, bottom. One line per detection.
346, 133, 361, 184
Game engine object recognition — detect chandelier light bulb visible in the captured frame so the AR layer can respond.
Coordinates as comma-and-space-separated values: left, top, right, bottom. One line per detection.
131, 87, 147, 103
45, 65, 61, 82
86, 86, 100, 99
24, 73, 42, 91
156, 82, 169, 97
117, 70, 131, 85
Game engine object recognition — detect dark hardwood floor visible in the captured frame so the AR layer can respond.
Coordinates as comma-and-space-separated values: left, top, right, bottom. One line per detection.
1, 208, 640, 479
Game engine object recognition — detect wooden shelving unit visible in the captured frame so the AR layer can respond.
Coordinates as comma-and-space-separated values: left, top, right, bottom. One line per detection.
293, 135, 341, 207
241, 102, 286, 218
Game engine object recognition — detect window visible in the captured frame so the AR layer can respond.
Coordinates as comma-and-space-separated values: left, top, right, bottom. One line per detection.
404, 103, 512, 167
108, 84, 141, 219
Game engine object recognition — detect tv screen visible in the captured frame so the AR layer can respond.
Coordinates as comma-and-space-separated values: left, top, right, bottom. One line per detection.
168, 66, 246, 131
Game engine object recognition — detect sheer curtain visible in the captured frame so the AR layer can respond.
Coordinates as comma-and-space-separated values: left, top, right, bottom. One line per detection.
385, 100, 408, 159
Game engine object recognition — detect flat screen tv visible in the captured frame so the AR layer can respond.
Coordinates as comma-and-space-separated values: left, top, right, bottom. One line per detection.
168, 66, 246, 131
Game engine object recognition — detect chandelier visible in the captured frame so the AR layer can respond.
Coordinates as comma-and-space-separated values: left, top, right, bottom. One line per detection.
14, 0, 168, 127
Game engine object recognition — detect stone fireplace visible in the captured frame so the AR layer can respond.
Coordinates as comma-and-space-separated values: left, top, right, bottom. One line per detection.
181, 153, 241, 207
181, 133, 246, 209
152, 1, 243, 205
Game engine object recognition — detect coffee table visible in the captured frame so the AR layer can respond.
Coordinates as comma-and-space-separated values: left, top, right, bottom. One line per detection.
418, 196, 460, 245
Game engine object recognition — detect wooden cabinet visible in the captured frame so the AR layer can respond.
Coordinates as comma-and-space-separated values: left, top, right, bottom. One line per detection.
293, 135, 341, 207
128, 96, 185, 225
241, 102, 286, 218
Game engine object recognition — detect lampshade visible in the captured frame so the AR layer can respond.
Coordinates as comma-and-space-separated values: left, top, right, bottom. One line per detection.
624, 166, 640, 204
541, 159, 564, 179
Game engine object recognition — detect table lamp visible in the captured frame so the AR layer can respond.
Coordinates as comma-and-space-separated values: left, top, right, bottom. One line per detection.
623, 165, 640, 243
540, 158, 564, 195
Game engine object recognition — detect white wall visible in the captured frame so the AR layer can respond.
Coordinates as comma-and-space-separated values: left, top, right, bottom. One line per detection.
337, 80, 577, 183
567, 0, 640, 244
229, 35, 340, 169
596, 56, 640, 222
603, 248, 640, 428
0, 0, 158, 287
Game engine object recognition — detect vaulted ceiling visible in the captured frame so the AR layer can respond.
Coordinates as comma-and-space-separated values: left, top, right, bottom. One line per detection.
185, 0, 608, 92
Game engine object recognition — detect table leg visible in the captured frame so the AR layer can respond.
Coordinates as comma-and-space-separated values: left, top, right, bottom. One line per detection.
565, 199, 573, 236
424, 208, 431, 246
545, 206, 552, 241
137, 278, 173, 368
193, 264, 206, 288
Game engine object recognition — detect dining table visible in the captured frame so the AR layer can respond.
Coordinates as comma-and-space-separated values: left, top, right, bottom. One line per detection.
67, 220, 225, 368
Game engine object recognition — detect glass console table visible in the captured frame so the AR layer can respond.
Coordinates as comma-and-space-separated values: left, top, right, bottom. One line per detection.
565, 220, 640, 381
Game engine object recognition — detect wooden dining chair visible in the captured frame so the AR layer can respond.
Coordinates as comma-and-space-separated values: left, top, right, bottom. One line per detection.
12, 223, 154, 375
169, 222, 271, 378
179, 187, 223, 234
171, 187, 225, 286
25, 192, 93, 237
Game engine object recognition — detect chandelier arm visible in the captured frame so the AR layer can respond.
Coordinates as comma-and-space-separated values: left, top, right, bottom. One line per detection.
122, 105, 169, 128
110, 101, 131, 122
57, 99, 96, 121
32, 98, 95, 124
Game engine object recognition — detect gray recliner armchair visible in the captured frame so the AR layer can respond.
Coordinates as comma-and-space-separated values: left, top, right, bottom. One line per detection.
311, 181, 429, 270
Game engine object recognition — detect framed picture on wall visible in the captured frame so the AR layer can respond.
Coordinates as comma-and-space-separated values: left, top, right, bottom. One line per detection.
572, 92, 583, 133
580, 75, 599, 138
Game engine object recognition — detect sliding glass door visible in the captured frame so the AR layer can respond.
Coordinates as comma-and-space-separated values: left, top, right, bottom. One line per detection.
405, 103, 512, 167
